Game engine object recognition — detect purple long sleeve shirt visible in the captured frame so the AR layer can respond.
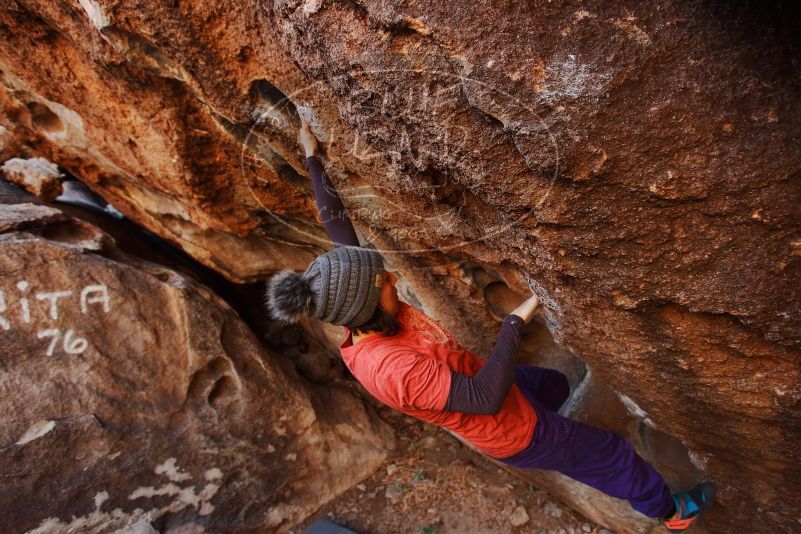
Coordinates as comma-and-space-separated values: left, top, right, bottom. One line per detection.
305, 155, 523, 414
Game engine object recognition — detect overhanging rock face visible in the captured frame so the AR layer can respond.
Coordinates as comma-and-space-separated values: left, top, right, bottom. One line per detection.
1, 1, 800, 533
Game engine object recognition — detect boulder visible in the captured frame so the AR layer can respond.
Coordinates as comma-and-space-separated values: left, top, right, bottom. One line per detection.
1, 1, 800, 532
0, 184, 394, 533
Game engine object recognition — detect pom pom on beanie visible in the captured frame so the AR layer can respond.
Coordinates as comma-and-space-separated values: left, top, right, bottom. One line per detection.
266, 269, 315, 323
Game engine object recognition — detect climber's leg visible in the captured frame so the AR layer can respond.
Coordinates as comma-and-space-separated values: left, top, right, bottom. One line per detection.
500, 394, 674, 519
513, 365, 571, 412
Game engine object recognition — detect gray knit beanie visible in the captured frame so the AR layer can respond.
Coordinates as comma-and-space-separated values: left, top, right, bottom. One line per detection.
266, 246, 385, 327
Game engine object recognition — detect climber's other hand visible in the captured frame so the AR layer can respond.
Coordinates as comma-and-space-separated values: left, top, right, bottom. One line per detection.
511, 294, 539, 324
299, 119, 320, 158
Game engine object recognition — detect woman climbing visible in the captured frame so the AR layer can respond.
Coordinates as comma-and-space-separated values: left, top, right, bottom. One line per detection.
266, 119, 714, 532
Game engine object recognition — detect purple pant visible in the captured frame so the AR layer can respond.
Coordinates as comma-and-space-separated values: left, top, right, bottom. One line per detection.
500, 365, 674, 518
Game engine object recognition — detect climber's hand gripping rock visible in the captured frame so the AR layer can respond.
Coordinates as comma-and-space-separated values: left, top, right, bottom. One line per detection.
511, 294, 539, 324
299, 119, 320, 158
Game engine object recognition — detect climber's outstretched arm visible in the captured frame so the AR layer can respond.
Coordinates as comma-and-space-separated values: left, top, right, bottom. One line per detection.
300, 120, 360, 247
444, 294, 539, 415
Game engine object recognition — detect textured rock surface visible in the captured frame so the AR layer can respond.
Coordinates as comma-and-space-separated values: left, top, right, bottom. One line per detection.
1, 157, 63, 200
0, 184, 394, 533
1, 1, 800, 533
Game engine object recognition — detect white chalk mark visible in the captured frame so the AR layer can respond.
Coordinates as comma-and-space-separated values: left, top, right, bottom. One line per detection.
36, 328, 88, 356
155, 458, 192, 482
688, 449, 709, 470
536, 54, 613, 103
17, 281, 31, 323
617, 392, 657, 428
20, 298, 31, 323
27, 460, 219, 533
37, 329, 61, 356
94, 491, 109, 510
81, 284, 110, 314
36, 290, 72, 320
617, 392, 647, 418
78, 0, 110, 30
204, 468, 222, 481
16, 419, 56, 445
0, 290, 9, 331
302, 0, 322, 16
63, 329, 89, 354
128, 483, 182, 500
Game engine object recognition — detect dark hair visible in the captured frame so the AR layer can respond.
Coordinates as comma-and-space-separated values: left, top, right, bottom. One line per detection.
352, 306, 399, 337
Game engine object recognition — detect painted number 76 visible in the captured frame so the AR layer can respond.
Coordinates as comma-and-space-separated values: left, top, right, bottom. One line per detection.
37, 328, 89, 356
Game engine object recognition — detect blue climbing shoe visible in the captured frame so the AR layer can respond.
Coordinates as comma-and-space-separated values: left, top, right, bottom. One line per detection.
663, 481, 715, 532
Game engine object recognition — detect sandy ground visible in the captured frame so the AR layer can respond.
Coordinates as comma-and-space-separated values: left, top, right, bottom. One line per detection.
295, 404, 612, 534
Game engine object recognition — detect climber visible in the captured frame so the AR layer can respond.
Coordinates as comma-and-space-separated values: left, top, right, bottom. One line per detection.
266, 119, 715, 532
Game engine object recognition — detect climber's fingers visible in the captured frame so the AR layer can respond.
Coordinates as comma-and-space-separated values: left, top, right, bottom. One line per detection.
511, 294, 540, 324
299, 119, 320, 157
